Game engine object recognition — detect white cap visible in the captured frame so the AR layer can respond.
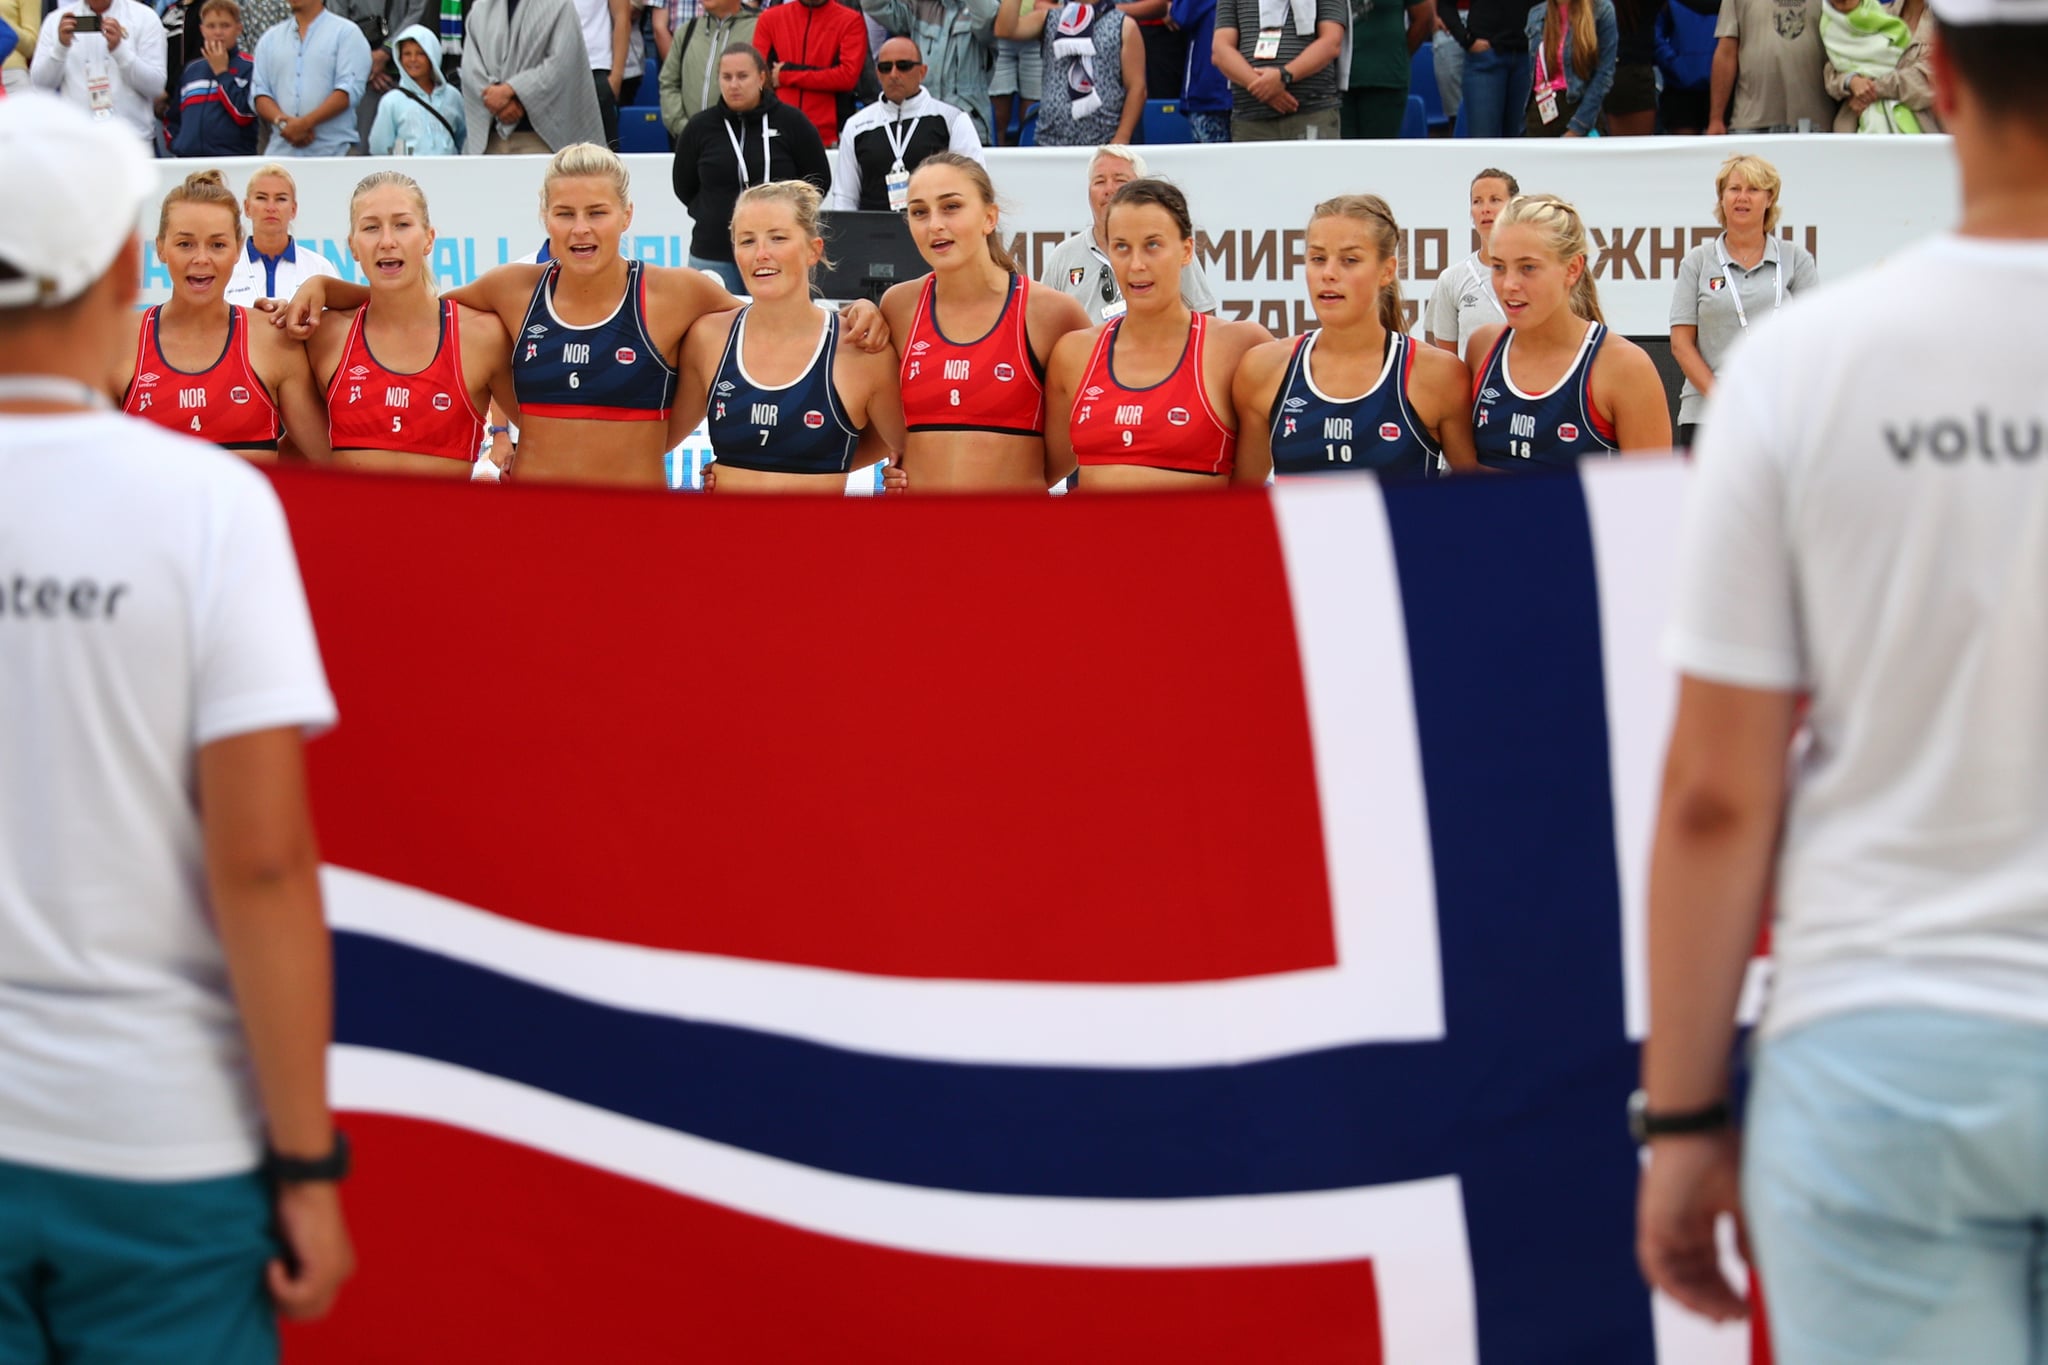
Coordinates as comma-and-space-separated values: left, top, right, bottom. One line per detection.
1925, 0, 2048, 24
0, 92, 158, 309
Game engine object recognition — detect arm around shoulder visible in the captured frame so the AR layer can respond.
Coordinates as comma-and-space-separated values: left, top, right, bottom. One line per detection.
1229, 338, 1288, 486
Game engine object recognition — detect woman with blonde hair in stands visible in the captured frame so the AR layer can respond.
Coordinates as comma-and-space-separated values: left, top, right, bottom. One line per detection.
1522, 0, 1617, 136
302, 171, 515, 478
677, 181, 906, 493
879, 151, 1092, 493
117, 169, 331, 465
1465, 193, 1670, 469
1234, 194, 1478, 483
225, 164, 340, 308
1040, 178, 1268, 492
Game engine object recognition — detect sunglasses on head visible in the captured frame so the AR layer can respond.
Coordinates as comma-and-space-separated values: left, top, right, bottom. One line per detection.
875, 59, 921, 72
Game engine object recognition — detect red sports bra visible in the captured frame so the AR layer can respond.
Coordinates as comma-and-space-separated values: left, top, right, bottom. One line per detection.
900, 273, 1047, 439
122, 305, 282, 451
1069, 311, 1234, 476
325, 299, 484, 462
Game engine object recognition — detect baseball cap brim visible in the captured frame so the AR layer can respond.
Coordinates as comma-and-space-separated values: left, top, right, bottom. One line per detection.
0, 92, 159, 309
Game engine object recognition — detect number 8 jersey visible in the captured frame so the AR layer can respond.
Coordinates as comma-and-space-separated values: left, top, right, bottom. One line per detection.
900, 273, 1047, 439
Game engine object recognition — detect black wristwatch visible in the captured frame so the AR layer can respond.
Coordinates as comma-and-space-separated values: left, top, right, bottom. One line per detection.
1627, 1090, 1730, 1145
1279, 66, 1296, 87
265, 1130, 352, 1184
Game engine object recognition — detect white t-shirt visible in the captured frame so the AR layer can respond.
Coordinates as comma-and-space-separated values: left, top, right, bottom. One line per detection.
574, 0, 614, 70
1668, 234, 2048, 1040
0, 413, 335, 1180
223, 237, 341, 310
1423, 252, 1502, 354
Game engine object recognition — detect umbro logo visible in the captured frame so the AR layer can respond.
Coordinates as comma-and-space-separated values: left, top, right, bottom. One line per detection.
1283, 397, 1307, 412
526, 325, 548, 337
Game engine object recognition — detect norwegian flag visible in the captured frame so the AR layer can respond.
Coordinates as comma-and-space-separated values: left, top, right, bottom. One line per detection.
270, 463, 1754, 1365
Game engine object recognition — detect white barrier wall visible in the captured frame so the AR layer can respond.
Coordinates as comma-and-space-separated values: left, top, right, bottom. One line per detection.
144, 138, 1958, 337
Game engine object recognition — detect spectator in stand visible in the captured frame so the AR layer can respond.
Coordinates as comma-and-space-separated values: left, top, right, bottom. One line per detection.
250, 0, 370, 155
0, 0, 29, 92
1439, 0, 1527, 136
754, 0, 864, 145
239, 0, 291, 50
1708, 0, 1832, 133
988, 31, 1039, 143
29, 0, 168, 147
830, 36, 982, 210
1667, 154, 1817, 448
997, 0, 1143, 146
1821, 0, 1935, 131
1125, 0, 1181, 100
1040, 144, 1218, 323
1603, 0, 1655, 131
1343, 0, 1433, 137
658, 0, 753, 135
369, 23, 465, 150
861, 0, 998, 142
570, 0, 631, 147
226, 163, 340, 306
673, 43, 829, 291
463, 0, 607, 152
166, 0, 257, 154
1430, 6, 1462, 121
1655, 0, 1716, 132
324, 0, 412, 148
1523, 0, 1614, 134
1212, 0, 1344, 140
1169, 0, 1229, 139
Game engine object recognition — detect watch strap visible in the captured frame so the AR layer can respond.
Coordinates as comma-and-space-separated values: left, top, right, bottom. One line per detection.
264, 1130, 351, 1183
1628, 1090, 1730, 1143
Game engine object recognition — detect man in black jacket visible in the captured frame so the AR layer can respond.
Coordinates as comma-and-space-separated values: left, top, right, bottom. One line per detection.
828, 36, 982, 211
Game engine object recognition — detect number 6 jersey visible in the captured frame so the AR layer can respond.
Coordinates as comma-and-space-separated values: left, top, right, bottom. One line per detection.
511, 260, 677, 423
326, 299, 484, 463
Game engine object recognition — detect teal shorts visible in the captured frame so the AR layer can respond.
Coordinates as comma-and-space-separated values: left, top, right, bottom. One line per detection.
0, 1156, 278, 1364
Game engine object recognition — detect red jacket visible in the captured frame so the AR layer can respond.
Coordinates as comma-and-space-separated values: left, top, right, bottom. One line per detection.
752, 0, 868, 145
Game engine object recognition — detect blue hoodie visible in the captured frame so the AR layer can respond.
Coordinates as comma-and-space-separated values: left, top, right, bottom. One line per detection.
369, 24, 466, 156
1168, 0, 1230, 115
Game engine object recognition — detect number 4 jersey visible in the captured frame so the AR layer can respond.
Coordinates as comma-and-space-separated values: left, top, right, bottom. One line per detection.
326, 299, 484, 463
121, 305, 282, 452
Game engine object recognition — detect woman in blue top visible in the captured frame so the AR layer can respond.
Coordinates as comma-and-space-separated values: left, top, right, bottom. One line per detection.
1464, 193, 1669, 470
1523, 0, 1617, 135
1233, 193, 1477, 483
368, 25, 465, 155
677, 180, 906, 493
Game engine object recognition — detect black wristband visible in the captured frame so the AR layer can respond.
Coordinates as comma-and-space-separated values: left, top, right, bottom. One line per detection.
265, 1130, 351, 1184
1628, 1091, 1730, 1144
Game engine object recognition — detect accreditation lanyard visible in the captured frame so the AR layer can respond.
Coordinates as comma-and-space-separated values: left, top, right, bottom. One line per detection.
882, 109, 915, 209
1716, 234, 1784, 330
725, 115, 772, 188
1531, 10, 1569, 94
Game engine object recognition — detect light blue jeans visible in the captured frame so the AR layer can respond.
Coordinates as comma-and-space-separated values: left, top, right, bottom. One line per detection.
688, 254, 746, 295
1744, 1008, 2048, 1365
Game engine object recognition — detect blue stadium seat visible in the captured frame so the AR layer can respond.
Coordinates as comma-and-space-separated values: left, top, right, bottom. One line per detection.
1140, 99, 1194, 145
634, 57, 661, 103
1400, 94, 1427, 139
620, 108, 672, 154
1410, 44, 1448, 131
1018, 107, 1039, 147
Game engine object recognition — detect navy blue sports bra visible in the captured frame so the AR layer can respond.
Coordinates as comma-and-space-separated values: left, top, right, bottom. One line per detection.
1269, 330, 1439, 479
512, 260, 678, 422
1471, 321, 1618, 471
706, 306, 860, 474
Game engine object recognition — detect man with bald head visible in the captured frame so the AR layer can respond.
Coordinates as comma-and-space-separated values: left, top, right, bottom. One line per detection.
828, 33, 983, 211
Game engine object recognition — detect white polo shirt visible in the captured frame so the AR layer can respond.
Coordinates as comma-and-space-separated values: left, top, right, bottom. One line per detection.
224, 235, 340, 309
0, 413, 334, 1180
1423, 252, 1503, 355
1669, 234, 2048, 1040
